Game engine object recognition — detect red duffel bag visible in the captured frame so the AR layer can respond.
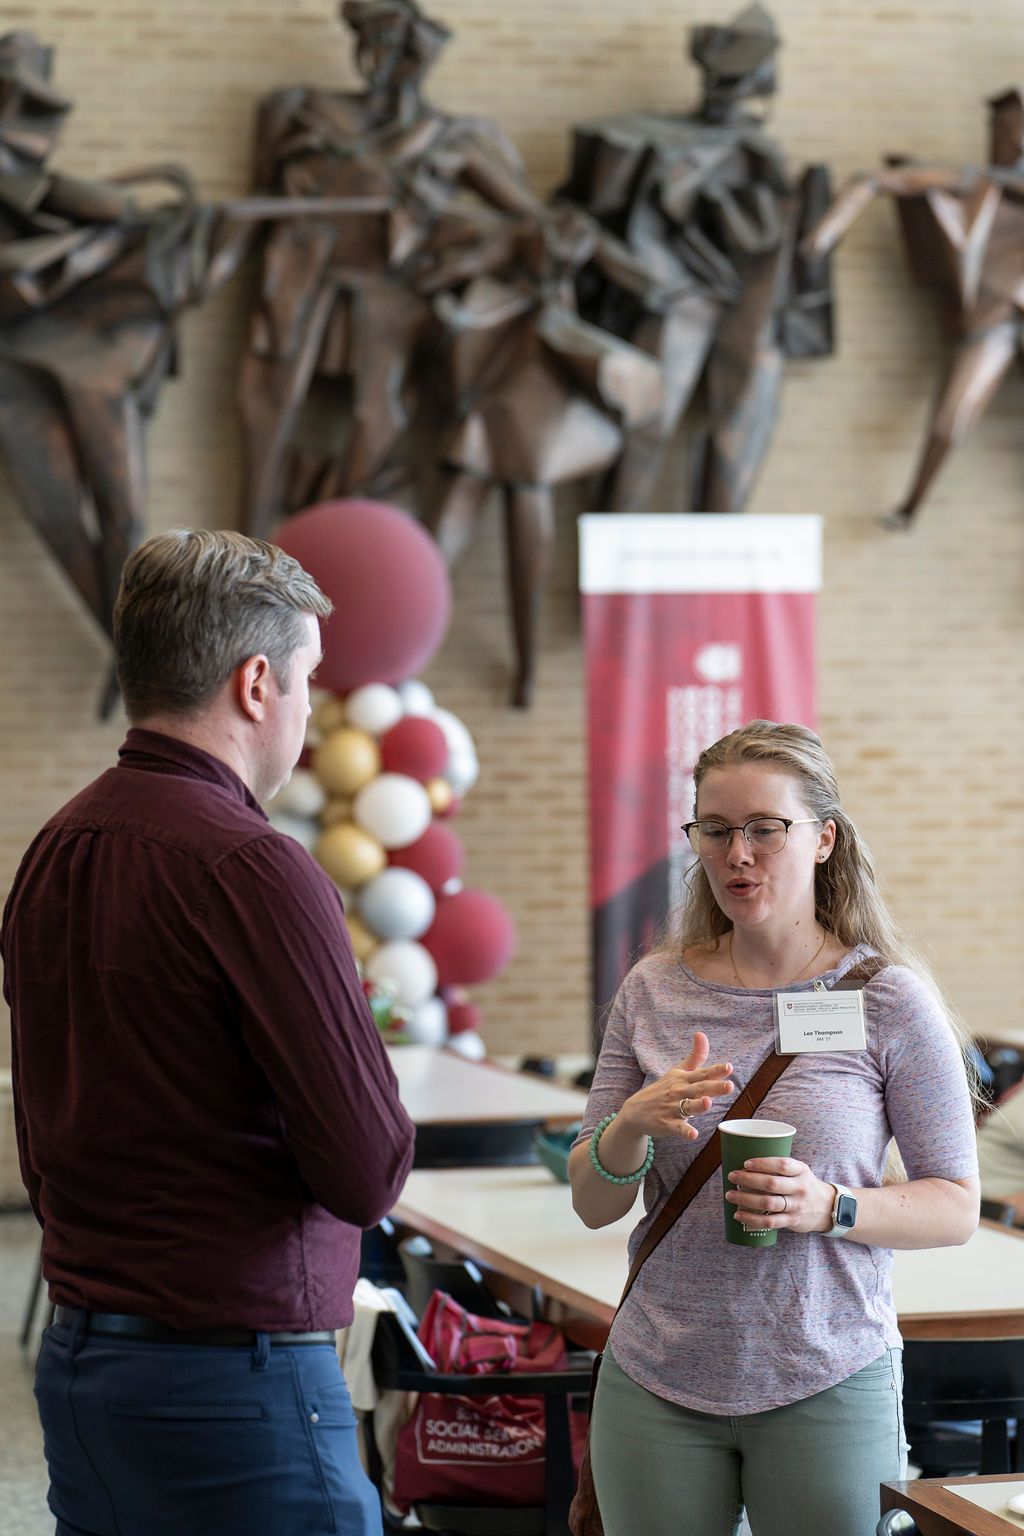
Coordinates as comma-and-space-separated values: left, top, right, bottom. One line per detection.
392, 1289, 578, 1511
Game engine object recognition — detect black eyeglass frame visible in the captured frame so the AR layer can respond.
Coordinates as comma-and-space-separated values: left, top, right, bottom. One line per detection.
680, 816, 820, 853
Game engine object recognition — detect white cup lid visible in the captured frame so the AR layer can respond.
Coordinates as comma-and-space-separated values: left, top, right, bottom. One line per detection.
719, 1119, 796, 1136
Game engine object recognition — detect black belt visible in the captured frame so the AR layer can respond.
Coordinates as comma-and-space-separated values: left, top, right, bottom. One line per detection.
53, 1306, 335, 1348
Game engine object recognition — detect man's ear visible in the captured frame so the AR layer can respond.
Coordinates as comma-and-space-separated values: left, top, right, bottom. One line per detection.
235, 654, 273, 723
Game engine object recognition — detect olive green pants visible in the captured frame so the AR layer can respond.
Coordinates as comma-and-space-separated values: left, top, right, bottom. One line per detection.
589, 1346, 907, 1536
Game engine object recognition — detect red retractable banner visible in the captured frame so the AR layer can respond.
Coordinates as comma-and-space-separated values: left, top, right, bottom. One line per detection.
579, 514, 823, 1041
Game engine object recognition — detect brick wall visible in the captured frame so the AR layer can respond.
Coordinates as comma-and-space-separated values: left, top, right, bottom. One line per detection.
1, 0, 1022, 1061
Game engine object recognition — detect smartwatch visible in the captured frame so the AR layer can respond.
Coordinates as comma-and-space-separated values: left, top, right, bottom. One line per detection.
826, 1183, 857, 1235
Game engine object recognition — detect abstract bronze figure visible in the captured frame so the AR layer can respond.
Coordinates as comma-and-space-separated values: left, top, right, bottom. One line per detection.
558, 4, 834, 514
241, 0, 666, 708
805, 86, 1024, 528
0, 30, 378, 711
424, 205, 664, 707
239, 0, 543, 537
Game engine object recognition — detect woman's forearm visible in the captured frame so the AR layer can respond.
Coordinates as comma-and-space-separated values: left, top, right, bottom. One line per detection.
568, 1129, 648, 1228
837, 1174, 979, 1250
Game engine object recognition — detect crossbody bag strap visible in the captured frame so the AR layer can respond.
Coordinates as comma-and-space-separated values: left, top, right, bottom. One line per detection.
615, 951, 888, 1312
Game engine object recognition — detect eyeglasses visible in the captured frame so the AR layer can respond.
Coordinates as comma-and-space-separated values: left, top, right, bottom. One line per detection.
681, 817, 819, 856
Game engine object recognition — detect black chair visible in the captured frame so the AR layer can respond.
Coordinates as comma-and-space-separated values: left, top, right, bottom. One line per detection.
983, 1046, 1024, 1103
980, 1197, 1016, 1227
360, 1215, 409, 1288
367, 1287, 593, 1536
398, 1236, 541, 1323
903, 1336, 1024, 1476
413, 1120, 542, 1169
877, 1512, 920, 1536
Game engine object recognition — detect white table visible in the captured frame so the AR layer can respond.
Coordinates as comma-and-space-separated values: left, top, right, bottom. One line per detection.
388, 1045, 588, 1126
393, 1165, 1024, 1340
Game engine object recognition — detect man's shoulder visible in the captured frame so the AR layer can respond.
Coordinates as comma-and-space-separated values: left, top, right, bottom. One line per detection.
48, 763, 274, 866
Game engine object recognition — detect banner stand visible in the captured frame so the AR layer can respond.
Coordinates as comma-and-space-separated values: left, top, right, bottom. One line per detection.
580, 514, 823, 1050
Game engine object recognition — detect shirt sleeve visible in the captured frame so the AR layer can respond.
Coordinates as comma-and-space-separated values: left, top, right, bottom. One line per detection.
875, 966, 979, 1183
571, 970, 647, 1151
202, 830, 415, 1227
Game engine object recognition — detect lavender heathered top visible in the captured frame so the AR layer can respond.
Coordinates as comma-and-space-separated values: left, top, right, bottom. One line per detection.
575, 945, 978, 1416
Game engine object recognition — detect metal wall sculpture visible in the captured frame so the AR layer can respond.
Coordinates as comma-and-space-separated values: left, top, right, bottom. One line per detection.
0, 33, 258, 707
806, 86, 1024, 528
558, 3, 834, 515
239, 0, 665, 707
3, 5, 836, 712
0, 30, 371, 711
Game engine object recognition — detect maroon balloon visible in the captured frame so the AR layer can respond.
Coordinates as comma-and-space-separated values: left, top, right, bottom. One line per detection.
273, 499, 451, 694
422, 888, 515, 985
388, 822, 464, 893
380, 715, 449, 783
445, 995, 481, 1036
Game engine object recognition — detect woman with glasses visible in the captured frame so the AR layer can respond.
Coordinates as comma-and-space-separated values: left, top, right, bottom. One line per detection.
568, 719, 979, 1536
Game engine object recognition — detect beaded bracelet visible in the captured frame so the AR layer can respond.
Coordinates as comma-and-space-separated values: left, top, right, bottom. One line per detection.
588, 1112, 655, 1185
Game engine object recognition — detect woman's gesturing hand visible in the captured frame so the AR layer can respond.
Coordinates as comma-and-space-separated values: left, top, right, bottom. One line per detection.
726, 1157, 835, 1234
618, 1031, 734, 1143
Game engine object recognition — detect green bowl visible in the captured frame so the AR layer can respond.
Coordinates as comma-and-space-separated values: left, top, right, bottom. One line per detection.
533, 1123, 581, 1183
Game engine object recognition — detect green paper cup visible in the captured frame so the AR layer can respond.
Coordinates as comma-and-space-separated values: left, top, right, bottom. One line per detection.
720, 1118, 796, 1248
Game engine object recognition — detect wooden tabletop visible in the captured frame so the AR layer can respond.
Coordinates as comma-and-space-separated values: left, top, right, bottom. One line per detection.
392, 1165, 1024, 1337
882, 1474, 1024, 1535
387, 1045, 589, 1127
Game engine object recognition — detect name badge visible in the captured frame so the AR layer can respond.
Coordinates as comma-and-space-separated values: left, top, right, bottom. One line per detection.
774, 990, 867, 1054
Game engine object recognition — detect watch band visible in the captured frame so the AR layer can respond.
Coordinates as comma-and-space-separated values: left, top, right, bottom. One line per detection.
826, 1182, 857, 1235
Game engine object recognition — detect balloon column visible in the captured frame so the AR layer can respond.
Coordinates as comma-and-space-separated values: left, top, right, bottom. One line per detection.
267, 499, 516, 1059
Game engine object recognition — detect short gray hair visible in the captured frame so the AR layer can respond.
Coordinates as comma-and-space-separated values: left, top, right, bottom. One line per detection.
114, 529, 332, 720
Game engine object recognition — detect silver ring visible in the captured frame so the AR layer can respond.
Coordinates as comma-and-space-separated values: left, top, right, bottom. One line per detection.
779, 1194, 789, 1213
678, 1099, 689, 1119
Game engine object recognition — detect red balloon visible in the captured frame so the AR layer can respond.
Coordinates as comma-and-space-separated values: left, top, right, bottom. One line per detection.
422, 888, 515, 985
388, 822, 464, 892
380, 715, 449, 782
273, 500, 451, 694
446, 998, 481, 1036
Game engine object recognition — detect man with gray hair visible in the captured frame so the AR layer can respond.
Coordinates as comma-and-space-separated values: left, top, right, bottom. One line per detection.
2, 529, 415, 1536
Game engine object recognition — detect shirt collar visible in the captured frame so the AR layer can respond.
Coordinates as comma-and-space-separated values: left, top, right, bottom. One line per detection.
117, 728, 267, 819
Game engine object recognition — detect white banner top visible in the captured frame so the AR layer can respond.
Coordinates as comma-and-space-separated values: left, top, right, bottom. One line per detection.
578, 514, 823, 594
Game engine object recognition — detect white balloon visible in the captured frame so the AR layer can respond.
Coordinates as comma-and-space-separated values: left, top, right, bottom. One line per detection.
357, 867, 436, 941
345, 683, 404, 735
268, 767, 326, 820
397, 678, 435, 716
267, 813, 319, 853
433, 706, 476, 760
354, 773, 432, 850
365, 940, 438, 1008
403, 995, 449, 1047
446, 1029, 487, 1061
446, 749, 479, 795
433, 708, 479, 793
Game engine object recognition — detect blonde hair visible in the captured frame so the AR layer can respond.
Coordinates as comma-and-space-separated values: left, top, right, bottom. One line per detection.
114, 529, 332, 720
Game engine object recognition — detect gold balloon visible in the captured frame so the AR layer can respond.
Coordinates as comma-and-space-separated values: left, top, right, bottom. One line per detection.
345, 912, 378, 962
314, 728, 381, 796
426, 776, 454, 814
314, 822, 386, 887
315, 697, 349, 735
321, 796, 354, 827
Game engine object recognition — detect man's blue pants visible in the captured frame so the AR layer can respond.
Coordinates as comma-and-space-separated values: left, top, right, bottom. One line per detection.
35, 1314, 383, 1536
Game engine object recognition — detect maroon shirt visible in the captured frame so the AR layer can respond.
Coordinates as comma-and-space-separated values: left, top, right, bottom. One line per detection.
1, 729, 415, 1330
